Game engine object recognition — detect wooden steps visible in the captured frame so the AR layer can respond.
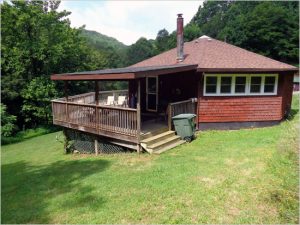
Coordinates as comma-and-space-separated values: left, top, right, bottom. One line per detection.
141, 126, 169, 140
141, 130, 185, 154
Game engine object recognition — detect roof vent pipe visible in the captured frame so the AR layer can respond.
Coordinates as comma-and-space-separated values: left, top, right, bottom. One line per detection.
176, 13, 184, 62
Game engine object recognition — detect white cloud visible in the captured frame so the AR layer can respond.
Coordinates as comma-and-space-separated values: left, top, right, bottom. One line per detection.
59, 0, 202, 45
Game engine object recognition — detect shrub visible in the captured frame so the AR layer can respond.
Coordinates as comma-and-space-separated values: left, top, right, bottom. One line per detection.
1, 103, 17, 137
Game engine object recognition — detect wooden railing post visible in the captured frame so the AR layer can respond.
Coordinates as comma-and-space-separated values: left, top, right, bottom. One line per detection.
137, 79, 141, 152
95, 105, 98, 130
168, 103, 172, 130
64, 81, 69, 122
95, 81, 99, 130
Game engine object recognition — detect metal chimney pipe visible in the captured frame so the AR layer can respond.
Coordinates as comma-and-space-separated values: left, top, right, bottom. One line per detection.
177, 13, 184, 62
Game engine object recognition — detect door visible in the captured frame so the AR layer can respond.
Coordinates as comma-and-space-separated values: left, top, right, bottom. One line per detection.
146, 77, 158, 112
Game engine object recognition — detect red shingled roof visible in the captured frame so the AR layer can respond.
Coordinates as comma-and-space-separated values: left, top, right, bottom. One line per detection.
131, 36, 297, 72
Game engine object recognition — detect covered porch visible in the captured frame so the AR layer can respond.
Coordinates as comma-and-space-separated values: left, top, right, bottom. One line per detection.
51, 64, 199, 152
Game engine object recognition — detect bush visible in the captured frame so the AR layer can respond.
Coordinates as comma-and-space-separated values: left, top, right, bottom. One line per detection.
1, 103, 17, 137
21, 77, 58, 127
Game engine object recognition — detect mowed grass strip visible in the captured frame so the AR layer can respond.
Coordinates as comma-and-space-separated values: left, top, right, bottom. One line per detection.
1, 94, 299, 224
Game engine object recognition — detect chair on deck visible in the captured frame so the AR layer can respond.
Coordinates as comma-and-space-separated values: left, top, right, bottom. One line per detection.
117, 96, 126, 107
106, 96, 114, 105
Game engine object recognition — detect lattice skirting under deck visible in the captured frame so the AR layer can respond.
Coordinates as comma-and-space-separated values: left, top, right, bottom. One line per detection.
64, 128, 130, 154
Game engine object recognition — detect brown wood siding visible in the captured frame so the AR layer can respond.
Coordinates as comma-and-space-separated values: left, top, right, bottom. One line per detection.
197, 72, 295, 123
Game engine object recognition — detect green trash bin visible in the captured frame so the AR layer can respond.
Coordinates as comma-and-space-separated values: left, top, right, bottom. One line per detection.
172, 113, 196, 142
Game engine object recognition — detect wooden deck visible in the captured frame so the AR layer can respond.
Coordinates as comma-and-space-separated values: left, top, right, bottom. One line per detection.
52, 91, 197, 146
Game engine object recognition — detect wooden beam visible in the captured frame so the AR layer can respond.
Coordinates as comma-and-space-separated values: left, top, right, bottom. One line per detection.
51, 73, 136, 81
135, 65, 198, 78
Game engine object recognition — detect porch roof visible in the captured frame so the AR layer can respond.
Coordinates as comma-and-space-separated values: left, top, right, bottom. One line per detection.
51, 64, 198, 81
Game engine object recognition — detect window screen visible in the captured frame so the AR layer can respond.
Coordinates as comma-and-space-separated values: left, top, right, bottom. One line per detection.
235, 76, 246, 93
264, 76, 276, 93
250, 76, 261, 93
220, 77, 232, 93
205, 76, 217, 93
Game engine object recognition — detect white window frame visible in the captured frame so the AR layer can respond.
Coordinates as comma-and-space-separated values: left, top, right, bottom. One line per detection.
203, 74, 278, 96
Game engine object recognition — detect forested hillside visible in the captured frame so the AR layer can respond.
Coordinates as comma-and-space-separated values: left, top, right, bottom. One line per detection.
1, 0, 299, 142
80, 29, 128, 68
81, 29, 127, 52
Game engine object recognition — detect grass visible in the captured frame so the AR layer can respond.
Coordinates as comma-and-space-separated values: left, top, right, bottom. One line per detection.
1, 94, 299, 224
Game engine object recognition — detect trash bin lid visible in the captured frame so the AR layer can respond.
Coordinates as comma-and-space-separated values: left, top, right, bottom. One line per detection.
172, 113, 196, 119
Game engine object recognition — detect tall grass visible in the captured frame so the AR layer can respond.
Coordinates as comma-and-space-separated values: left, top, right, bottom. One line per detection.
1, 125, 60, 145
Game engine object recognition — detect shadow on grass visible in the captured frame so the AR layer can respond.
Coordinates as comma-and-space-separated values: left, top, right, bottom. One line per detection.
1, 159, 110, 224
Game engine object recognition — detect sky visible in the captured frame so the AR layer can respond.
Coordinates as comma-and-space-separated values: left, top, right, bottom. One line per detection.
59, 1, 203, 45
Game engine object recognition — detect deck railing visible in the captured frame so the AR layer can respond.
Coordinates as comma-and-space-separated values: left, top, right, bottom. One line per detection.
52, 90, 138, 143
168, 98, 197, 130
65, 90, 129, 105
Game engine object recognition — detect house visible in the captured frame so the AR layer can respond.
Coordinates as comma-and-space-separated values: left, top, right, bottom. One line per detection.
51, 14, 298, 154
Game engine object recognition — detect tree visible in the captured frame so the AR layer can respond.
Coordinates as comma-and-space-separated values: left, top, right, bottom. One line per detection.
21, 77, 58, 127
184, 24, 202, 42
1, 104, 17, 137
1, 1, 95, 128
155, 29, 170, 53
126, 38, 156, 65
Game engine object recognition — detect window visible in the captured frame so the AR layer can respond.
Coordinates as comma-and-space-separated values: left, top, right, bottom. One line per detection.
235, 76, 246, 93
204, 74, 278, 96
220, 77, 232, 93
205, 76, 217, 94
264, 76, 276, 93
250, 76, 262, 93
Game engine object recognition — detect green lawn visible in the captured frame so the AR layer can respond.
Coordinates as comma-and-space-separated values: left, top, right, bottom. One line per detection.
2, 95, 299, 224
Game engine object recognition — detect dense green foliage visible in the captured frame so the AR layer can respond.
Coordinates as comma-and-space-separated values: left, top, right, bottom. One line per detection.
1, 1, 126, 134
21, 77, 58, 126
81, 29, 126, 51
1, 1, 86, 129
2, 95, 299, 224
126, 37, 156, 65
80, 29, 128, 68
1, 104, 17, 137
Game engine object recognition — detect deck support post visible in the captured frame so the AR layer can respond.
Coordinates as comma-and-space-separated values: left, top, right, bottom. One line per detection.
95, 138, 99, 155
137, 79, 141, 153
136, 144, 142, 153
